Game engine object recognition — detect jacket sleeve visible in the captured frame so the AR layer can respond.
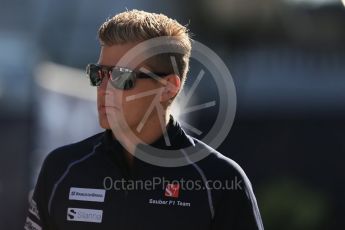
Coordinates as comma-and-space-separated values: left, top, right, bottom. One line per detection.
211, 170, 264, 230
24, 157, 51, 230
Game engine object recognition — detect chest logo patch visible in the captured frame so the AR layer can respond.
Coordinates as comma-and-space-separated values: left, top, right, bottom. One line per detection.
69, 187, 106, 202
67, 208, 103, 223
164, 183, 180, 198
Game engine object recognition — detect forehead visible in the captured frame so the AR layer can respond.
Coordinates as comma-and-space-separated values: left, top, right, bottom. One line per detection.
98, 42, 145, 69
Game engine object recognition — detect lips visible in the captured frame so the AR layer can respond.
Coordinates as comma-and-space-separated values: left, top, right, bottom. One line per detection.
98, 105, 120, 113
98, 92, 121, 111
98, 98, 119, 109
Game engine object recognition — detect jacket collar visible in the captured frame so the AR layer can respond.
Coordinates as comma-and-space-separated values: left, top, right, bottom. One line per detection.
100, 116, 193, 176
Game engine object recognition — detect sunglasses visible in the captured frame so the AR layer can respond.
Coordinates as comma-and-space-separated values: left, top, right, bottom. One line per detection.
86, 63, 168, 90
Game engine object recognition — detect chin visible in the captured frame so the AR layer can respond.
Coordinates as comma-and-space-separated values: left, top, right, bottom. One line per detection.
99, 123, 110, 130
99, 117, 110, 129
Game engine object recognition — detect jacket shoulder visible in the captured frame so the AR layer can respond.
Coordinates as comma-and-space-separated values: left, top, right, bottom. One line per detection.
43, 131, 105, 171
191, 137, 252, 184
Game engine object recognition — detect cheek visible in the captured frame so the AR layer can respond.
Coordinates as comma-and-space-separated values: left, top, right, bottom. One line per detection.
122, 91, 157, 122
123, 94, 155, 114
120, 81, 162, 122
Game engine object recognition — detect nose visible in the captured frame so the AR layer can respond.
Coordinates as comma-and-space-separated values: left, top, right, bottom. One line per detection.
98, 71, 110, 93
97, 73, 121, 100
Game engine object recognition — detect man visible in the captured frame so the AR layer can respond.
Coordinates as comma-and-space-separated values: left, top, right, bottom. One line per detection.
25, 10, 264, 230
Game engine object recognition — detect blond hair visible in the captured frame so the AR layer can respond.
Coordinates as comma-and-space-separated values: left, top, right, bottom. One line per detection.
98, 10, 192, 86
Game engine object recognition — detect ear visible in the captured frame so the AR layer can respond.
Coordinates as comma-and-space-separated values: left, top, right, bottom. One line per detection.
160, 74, 181, 103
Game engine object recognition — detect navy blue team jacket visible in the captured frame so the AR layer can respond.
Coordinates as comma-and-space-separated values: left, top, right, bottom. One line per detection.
25, 117, 264, 230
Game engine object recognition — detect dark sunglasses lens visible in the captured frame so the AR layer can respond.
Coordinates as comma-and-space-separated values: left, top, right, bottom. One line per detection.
110, 68, 135, 90
87, 65, 102, 86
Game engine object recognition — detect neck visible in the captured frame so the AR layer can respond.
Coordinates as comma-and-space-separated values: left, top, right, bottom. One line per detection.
111, 111, 171, 164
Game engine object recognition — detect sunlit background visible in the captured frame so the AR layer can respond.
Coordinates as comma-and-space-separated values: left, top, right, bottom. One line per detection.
1, 0, 345, 229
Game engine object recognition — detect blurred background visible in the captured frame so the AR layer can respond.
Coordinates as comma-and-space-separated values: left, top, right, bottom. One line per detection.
1, 0, 345, 229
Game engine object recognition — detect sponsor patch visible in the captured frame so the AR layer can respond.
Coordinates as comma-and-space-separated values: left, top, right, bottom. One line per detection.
67, 208, 103, 223
69, 187, 105, 202
28, 199, 40, 220
24, 217, 42, 230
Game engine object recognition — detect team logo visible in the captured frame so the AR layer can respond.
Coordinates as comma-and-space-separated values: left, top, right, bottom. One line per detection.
164, 183, 180, 198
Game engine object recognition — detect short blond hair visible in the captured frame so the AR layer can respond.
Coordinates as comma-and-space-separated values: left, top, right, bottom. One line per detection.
98, 10, 192, 86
